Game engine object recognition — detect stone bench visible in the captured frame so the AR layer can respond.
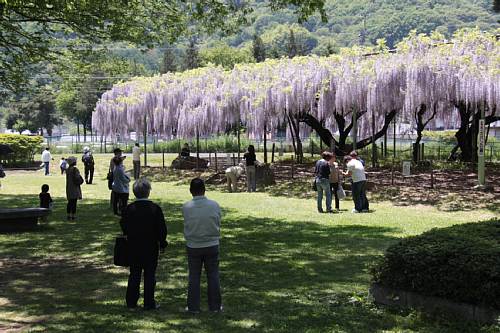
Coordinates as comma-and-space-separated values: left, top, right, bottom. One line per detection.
0, 208, 50, 231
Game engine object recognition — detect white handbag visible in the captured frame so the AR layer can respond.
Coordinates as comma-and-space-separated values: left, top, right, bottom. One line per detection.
337, 185, 346, 200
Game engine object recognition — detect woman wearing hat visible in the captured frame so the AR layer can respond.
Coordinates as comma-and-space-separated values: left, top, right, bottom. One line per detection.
112, 156, 130, 216
65, 156, 84, 220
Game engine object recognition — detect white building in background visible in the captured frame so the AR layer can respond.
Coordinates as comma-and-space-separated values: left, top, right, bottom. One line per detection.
490, 121, 500, 139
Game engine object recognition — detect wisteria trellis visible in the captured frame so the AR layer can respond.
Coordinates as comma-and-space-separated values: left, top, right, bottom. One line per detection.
92, 30, 500, 141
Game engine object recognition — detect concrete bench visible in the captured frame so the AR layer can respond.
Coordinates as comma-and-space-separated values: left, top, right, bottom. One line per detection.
0, 208, 50, 231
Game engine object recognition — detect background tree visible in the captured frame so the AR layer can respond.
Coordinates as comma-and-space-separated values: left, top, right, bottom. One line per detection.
160, 46, 177, 74
288, 29, 298, 58
199, 43, 254, 69
184, 39, 200, 70
5, 88, 61, 135
252, 34, 267, 62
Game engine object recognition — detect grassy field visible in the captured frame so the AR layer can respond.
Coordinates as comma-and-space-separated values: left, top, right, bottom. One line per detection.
0, 154, 498, 332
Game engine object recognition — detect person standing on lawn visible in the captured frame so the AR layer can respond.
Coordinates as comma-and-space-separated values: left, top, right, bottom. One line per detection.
112, 156, 130, 216
41, 147, 53, 176
344, 151, 369, 213
60, 157, 68, 175
82, 147, 95, 184
243, 145, 257, 192
329, 154, 341, 212
120, 178, 167, 310
65, 156, 83, 220
132, 143, 141, 180
315, 151, 332, 213
182, 178, 223, 314
109, 148, 123, 209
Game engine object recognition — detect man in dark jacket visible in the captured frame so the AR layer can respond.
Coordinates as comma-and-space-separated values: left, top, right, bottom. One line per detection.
81, 147, 95, 184
120, 178, 167, 310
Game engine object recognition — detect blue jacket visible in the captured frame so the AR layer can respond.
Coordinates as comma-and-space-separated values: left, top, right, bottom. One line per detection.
112, 165, 130, 193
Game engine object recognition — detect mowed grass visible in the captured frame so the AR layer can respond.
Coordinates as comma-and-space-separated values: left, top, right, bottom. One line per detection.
0, 154, 498, 333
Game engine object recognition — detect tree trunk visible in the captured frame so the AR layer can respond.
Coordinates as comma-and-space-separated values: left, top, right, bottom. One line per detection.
77, 121, 80, 143
297, 110, 396, 157
83, 121, 87, 142
287, 114, 297, 161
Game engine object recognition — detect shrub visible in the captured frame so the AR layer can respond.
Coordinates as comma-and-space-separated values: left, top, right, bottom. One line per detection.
371, 220, 500, 309
0, 134, 44, 166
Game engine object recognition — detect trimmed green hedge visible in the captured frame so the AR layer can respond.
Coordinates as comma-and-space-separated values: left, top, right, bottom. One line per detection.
0, 134, 44, 166
371, 220, 500, 309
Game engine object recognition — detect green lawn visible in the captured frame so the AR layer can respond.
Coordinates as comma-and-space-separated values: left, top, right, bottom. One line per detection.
0, 154, 498, 332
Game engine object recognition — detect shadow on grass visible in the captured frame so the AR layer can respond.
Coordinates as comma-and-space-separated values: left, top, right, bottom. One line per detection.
0, 194, 494, 332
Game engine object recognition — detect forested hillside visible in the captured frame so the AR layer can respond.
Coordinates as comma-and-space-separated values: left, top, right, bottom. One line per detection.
121, 0, 499, 73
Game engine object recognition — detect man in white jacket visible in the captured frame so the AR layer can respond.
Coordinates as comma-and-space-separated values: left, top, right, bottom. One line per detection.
41, 147, 53, 176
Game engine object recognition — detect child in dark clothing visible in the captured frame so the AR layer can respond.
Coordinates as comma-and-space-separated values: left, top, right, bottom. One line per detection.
39, 184, 53, 223
39, 184, 53, 209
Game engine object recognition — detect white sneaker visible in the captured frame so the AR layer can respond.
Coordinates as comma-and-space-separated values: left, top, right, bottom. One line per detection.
351, 209, 360, 213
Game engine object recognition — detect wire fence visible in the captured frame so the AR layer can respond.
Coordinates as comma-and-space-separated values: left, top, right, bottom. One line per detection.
44, 134, 500, 165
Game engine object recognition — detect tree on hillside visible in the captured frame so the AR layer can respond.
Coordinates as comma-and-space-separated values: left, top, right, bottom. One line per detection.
252, 35, 266, 62
288, 29, 298, 58
160, 46, 177, 74
184, 39, 200, 70
199, 43, 254, 69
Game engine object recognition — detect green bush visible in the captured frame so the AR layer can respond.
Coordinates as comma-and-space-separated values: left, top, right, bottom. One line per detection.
371, 220, 500, 309
0, 134, 44, 166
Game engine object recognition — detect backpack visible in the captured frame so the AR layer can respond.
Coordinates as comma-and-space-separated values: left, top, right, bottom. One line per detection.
0, 166, 5, 178
83, 153, 94, 166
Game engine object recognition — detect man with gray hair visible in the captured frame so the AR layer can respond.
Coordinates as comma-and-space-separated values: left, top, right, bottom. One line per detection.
182, 178, 222, 313
120, 177, 167, 310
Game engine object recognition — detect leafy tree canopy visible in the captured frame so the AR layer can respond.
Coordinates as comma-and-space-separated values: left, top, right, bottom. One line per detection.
0, 0, 326, 93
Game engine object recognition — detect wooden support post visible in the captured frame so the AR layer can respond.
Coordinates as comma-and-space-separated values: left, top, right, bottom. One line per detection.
162, 149, 165, 169
371, 112, 376, 168
143, 113, 147, 167
209, 152, 212, 167
291, 158, 294, 179
310, 136, 314, 157
232, 153, 236, 166
215, 151, 218, 172
196, 130, 200, 170
384, 130, 387, 157
237, 124, 241, 160
271, 143, 275, 163
430, 160, 434, 189
352, 107, 358, 151
393, 117, 396, 160
391, 161, 394, 186
264, 122, 268, 164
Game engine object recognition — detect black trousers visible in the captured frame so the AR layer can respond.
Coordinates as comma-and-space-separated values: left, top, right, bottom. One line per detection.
126, 260, 158, 309
330, 182, 340, 210
67, 199, 77, 215
112, 192, 129, 216
187, 245, 221, 312
84, 165, 94, 184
